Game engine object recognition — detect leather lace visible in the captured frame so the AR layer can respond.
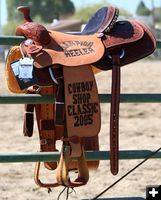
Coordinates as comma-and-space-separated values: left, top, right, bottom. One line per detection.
57, 187, 76, 200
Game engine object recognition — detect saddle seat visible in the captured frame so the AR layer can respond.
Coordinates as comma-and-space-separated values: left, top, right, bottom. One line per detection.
73, 6, 119, 35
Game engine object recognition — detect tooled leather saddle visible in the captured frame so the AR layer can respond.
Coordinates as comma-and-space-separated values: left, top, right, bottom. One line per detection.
6, 6, 156, 189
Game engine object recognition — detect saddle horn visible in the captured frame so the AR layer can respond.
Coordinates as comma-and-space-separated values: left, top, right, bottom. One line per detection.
17, 6, 33, 23
16, 6, 51, 45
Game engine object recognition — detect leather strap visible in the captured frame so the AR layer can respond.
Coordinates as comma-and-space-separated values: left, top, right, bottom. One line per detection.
35, 86, 58, 170
110, 52, 121, 175
23, 88, 38, 137
23, 104, 35, 137
55, 77, 65, 126
82, 136, 99, 170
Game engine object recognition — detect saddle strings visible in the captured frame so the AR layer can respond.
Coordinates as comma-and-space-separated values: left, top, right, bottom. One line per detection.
57, 186, 76, 200
90, 146, 161, 200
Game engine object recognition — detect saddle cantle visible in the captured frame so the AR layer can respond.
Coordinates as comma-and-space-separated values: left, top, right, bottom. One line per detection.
5, 5, 156, 190
81, 6, 119, 35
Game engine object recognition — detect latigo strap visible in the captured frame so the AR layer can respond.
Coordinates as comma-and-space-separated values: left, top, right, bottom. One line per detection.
23, 104, 34, 137
109, 51, 121, 175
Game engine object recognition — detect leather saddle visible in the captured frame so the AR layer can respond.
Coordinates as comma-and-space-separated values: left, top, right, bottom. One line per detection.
6, 6, 156, 189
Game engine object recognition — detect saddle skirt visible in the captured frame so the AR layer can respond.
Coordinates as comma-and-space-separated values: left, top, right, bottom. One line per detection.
94, 20, 156, 70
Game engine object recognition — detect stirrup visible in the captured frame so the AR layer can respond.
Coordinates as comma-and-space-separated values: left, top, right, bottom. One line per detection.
56, 144, 89, 187
34, 162, 59, 188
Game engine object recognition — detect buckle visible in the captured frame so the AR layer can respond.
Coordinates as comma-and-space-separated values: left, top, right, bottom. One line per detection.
55, 101, 64, 105
40, 139, 47, 145
25, 111, 34, 114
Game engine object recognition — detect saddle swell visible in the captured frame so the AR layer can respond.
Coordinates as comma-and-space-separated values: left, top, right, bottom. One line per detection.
16, 6, 51, 45
7, 5, 156, 189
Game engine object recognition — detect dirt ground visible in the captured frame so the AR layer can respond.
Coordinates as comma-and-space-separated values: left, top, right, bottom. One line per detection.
0, 60, 161, 200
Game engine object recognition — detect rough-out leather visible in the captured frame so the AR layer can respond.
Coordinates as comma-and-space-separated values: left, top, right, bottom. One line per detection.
5, 46, 27, 93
